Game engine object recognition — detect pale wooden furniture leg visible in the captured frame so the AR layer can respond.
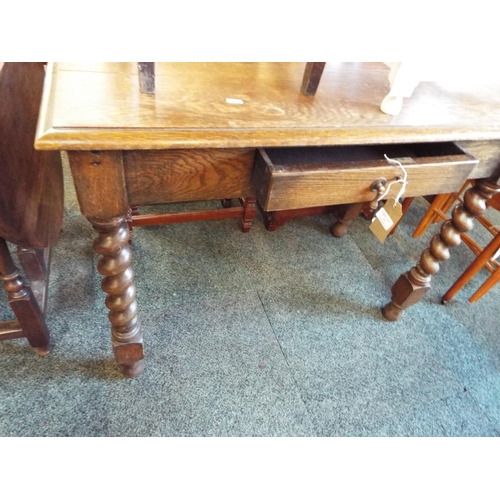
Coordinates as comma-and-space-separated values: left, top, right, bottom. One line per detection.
412, 193, 451, 238
442, 231, 500, 303
434, 180, 474, 225
468, 265, 500, 303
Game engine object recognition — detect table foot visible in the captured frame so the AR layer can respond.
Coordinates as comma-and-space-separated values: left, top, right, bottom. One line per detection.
35, 345, 52, 356
381, 302, 403, 322
119, 359, 145, 378
331, 221, 349, 238
382, 271, 431, 320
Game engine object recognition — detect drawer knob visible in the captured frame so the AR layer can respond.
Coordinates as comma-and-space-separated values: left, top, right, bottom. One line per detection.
369, 178, 388, 210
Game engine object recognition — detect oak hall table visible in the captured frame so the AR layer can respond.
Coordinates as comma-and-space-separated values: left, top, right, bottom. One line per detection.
35, 62, 500, 377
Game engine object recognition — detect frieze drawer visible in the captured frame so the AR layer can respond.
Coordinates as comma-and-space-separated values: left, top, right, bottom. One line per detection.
252, 143, 478, 212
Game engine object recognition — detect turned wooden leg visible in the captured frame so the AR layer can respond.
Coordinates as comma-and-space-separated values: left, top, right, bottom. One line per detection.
0, 237, 50, 355
331, 202, 364, 238
241, 197, 257, 233
382, 179, 500, 321
91, 216, 144, 377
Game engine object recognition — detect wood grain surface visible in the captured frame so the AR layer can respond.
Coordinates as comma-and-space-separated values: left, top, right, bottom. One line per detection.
457, 140, 500, 179
36, 63, 500, 150
68, 151, 129, 219
253, 144, 478, 211
0, 62, 63, 248
124, 148, 255, 205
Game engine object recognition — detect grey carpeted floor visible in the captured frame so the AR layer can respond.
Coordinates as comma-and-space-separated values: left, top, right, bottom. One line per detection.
1, 158, 500, 436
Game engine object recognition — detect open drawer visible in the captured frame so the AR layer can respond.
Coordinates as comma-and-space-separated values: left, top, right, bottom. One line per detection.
252, 143, 478, 211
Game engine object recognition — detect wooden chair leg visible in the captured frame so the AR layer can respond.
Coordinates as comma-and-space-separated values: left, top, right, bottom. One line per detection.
412, 193, 451, 238
442, 231, 500, 303
468, 265, 500, 303
430, 181, 473, 225
138, 63, 155, 94
431, 194, 454, 224
0, 237, 51, 355
461, 233, 496, 273
301, 63, 326, 96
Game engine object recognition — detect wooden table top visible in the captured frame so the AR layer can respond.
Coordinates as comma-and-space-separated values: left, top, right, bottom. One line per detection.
35, 62, 500, 151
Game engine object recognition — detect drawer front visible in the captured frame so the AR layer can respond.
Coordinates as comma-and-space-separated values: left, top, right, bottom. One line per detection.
253, 144, 478, 211
124, 148, 256, 205
456, 140, 500, 179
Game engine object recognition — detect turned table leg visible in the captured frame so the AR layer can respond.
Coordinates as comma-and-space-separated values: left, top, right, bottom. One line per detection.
382, 178, 500, 321
68, 150, 145, 377
91, 217, 144, 377
0, 237, 51, 355
331, 202, 365, 238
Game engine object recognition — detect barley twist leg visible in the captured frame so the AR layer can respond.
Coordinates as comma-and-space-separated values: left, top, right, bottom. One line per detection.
382, 179, 500, 321
91, 216, 144, 377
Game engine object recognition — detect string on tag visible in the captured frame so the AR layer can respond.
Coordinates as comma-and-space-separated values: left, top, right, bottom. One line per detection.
382, 155, 408, 207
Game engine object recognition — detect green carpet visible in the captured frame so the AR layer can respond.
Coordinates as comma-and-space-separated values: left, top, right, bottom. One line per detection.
1, 160, 499, 436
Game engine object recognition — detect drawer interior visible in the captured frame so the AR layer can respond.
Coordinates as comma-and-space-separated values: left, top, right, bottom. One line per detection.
262, 142, 470, 169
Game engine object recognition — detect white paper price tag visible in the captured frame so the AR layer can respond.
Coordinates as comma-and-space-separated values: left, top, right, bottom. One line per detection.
369, 199, 403, 243
376, 207, 394, 231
